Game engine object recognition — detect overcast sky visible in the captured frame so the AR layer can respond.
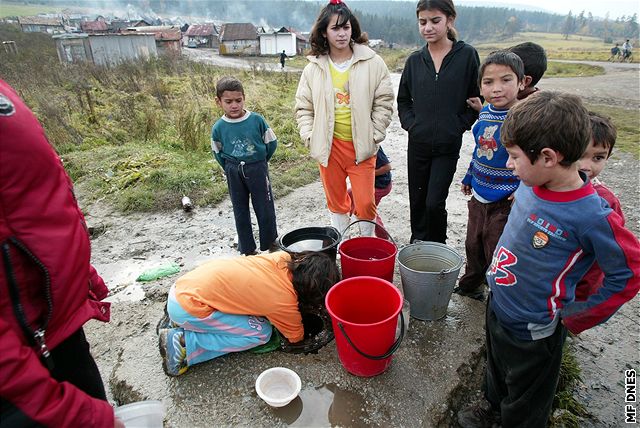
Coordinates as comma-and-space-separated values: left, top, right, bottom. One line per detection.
456, 0, 638, 19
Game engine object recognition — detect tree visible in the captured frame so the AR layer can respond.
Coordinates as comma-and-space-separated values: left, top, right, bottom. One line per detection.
562, 11, 576, 39
504, 16, 521, 38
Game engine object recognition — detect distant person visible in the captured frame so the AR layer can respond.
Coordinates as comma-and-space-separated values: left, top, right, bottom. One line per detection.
454, 51, 524, 301
347, 146, 393, 238
457, 91, 640, 428
575, 112, 626, 301
609, 43, 621, 61
397, 0, 480, 244
158, 251, 340, 376
508, 41, 547, 99
622, 39, 632, 60
0, 79, 123, 427
294, 0, 394, 237
279, 49, 287, 70
211, 76, 279, 256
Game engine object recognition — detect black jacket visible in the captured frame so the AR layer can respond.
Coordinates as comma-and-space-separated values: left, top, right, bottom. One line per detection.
397, 41, 480, 156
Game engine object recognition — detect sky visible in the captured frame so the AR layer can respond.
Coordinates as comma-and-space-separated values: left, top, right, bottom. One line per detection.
456, 0, 639, 19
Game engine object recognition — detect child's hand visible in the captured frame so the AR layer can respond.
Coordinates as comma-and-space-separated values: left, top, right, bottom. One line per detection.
466, 97, 483, 112
461, 184, 472, 196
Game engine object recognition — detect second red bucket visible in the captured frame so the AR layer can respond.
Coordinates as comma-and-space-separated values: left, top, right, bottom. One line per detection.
339, 221, 397, 283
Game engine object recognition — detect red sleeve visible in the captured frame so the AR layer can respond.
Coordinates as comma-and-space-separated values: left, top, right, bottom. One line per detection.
0, 318, 114, 428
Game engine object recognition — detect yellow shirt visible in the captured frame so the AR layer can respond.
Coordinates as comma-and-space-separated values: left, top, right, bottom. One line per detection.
174, 251, 304, 342
330, 62, 352, 141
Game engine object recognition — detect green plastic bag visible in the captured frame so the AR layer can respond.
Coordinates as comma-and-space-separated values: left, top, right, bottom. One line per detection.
250, 328, 282, 354
136, 263, 181, 282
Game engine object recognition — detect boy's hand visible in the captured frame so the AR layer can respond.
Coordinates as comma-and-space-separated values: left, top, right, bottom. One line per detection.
466, 97, 483, 112
461, 184, 472, 196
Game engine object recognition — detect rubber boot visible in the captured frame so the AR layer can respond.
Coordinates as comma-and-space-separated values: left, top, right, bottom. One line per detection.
357, 218, 375, 237
330, 212, 351, 239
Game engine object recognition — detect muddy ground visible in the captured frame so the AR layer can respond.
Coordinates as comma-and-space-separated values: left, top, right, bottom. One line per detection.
83, 57, 639, 426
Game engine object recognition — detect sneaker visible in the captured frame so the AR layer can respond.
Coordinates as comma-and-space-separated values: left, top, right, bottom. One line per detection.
158, 328, 188, 376
453, 286, 485, 301
457, 399, 498, 428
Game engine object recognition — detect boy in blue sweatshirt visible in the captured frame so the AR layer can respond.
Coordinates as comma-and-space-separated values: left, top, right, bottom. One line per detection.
458, 91, 640, 427
455, 51, 524, 300
211, 76, 278, 256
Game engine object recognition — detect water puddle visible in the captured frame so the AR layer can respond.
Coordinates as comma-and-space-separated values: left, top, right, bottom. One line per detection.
271, 383, 373, 427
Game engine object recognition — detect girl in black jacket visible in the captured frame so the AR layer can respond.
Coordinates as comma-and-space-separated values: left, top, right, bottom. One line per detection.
398, 0, 480, 243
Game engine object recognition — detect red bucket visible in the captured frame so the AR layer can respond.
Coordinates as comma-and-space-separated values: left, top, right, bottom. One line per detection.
339, 236, 397, 283
325, 276, 404, 377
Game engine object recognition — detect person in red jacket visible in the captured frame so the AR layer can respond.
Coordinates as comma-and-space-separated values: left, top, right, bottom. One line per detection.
0, 79, 123, 428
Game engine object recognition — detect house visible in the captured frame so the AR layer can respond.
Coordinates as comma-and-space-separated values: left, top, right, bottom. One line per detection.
185, 23, 219, 48
259, 26, 297, 56
52, 32, 157, 66
127, 26, 182, 55
218, 23, 258, 56
109, 20, 136, 33
80, 20, 108, 33
18, 16, 64, 34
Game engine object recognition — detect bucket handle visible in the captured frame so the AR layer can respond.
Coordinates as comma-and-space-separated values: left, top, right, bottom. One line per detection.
340, 219, 396, 245
337, 311, 404, 360
405, 240, 465, 277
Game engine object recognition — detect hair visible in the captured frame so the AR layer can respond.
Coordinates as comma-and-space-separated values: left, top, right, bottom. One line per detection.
215, 76, 244, 98
416, 0, 458, 41
308, 1, 368, 56
479, 50, 524, 85
588, 111, 617, 157
508, 42, 547, 87
501, 91, 591, 166
288, 251, 341, 313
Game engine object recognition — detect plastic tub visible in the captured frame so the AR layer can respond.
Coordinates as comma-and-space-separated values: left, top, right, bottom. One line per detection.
255, 367, 301, 407
114, 400, 164, 428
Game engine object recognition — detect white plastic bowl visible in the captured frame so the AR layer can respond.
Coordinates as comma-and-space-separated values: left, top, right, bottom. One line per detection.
255, 367, 302, 407
114, 400, 165, 428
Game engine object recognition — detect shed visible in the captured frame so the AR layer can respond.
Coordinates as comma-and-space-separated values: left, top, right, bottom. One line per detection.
80, 20, 108, 33
52, 33, 157, 66
185, 23, 218, 48
219, 23, 258, 56
18, 16, 64, 34
128, 26, 182, 54
259, 27, 297, 56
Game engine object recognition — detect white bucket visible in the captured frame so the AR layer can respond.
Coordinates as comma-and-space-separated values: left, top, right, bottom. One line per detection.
114, 400, 165, 428
255, 367, 301, 407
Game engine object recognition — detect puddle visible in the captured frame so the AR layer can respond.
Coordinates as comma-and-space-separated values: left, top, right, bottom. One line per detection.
271, 383, 374, 427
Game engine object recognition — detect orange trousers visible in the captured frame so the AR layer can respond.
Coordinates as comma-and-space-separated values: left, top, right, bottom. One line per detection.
319, 137, 376, 220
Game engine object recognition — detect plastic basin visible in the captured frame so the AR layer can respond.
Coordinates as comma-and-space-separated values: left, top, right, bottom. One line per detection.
255, 367, 301, 407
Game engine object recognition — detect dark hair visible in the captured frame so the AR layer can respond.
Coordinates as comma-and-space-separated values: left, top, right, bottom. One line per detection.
215, 76, 244, 99
308, 1, 368, 56
588, 111, 617, 157
479, 50, 524, 85
289, 251, 341, 313
508, 42, 547, 87
501, 91, 590, 166
416, 0, 458, 41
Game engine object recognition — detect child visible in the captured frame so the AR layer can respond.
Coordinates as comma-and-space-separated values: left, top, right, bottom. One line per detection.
508, 42, 547, 100
397, 0, 480, 244
295, 0, 394, 237
457, 91, 640, 427
211, 76, 278, 256
454, 51, 524, 301
158, 251, 341, 376
575, 112, 626, 301
347, 146, 393, 238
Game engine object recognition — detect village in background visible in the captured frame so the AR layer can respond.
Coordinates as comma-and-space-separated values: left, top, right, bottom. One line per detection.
1, 0, 637, 67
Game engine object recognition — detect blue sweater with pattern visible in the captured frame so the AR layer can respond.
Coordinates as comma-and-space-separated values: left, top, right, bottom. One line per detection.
462, 104, 519, 202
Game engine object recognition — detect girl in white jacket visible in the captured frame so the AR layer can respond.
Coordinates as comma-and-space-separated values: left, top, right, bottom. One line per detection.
294, 0, 394, 236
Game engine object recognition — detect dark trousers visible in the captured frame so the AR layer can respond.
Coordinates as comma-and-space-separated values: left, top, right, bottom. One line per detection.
1, 328, 106, 428
484, 300, 567, 427
407, 148, 459, 243
458, 197, 512, 292
224, 160, 278, 255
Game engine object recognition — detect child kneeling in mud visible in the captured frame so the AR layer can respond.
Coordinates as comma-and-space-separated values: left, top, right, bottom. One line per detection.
158, 251, 340, 376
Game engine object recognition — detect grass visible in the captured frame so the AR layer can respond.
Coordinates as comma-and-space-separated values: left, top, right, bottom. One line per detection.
586, 104, 640, 159
0, 2, 62, 17
549, 344, 589, 427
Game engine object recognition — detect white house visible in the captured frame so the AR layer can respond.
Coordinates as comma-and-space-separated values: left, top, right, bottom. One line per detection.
259, 27, 297, 56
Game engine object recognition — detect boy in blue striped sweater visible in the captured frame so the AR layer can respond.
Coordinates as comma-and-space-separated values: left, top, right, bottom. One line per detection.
455, 51, 525, 300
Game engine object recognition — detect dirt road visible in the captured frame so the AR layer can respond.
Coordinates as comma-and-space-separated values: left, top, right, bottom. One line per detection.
83, 56, 639, 426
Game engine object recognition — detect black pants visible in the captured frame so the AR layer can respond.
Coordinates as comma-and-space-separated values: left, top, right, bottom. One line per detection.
224, 159, 278, 255
458, 197, 512, 292
1, 328, 106, 427
407, 148, 459, 244
484, 299, 567, 427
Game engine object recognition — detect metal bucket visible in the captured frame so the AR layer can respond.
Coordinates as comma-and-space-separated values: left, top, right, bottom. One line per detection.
397, 241, 464, 321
